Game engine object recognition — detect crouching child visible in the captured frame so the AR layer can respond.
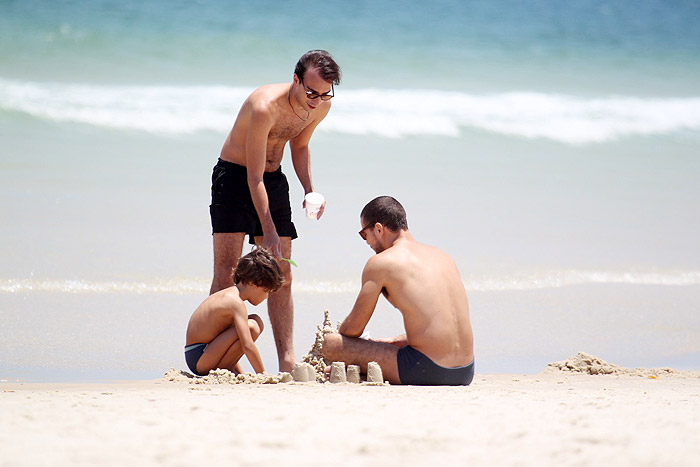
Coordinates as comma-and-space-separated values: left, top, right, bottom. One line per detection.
184, 248, 284, 376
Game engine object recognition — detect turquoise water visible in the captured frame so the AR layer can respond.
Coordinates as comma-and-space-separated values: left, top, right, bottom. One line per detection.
3, 0, 700, 93
2, 0, 700, 381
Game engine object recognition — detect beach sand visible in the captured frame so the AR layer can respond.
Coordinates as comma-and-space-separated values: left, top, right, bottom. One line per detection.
2, 354, 699, 466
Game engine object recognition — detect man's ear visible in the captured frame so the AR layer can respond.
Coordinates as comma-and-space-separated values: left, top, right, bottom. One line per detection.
374, 222, 384, 236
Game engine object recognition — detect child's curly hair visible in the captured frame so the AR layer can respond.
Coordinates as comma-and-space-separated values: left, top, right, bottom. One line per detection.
232, 248, 285, 292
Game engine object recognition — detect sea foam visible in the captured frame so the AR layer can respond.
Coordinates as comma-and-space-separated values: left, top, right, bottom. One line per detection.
2, 270, 699, 295
2, 78, 700, 144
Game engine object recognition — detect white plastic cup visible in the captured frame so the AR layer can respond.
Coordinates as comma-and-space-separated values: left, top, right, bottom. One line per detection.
304, 192, 324, 220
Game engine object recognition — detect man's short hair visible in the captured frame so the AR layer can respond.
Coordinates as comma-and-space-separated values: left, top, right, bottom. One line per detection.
233, 248, 285, 292
361, 196, 408, 232
294, 50, 341, 85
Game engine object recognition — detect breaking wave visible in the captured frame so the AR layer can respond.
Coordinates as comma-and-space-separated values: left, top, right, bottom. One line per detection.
2, 78, 700, 144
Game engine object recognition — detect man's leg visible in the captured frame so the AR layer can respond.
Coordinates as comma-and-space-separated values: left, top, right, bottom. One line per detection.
210, 232, 246, 295
256, 236, 296, 372
322, 333, 401, 384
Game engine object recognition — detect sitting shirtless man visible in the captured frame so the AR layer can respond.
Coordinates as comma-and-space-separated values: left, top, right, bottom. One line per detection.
322, 196, 474, 385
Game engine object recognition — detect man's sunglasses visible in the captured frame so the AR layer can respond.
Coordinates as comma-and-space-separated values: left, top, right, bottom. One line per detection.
358, 224, 371, 240
301, 79, 334, 101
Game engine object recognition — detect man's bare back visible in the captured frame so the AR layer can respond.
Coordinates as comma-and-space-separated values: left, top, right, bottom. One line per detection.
367, 237, 473, 367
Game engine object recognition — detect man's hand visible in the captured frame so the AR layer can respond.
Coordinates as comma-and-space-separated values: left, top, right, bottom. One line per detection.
262, 231, 282, 257
303, 198, 327, 220
317, 200, 326, 219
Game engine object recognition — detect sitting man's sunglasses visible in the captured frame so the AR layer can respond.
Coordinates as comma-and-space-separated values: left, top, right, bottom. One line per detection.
358, 224, 371, 240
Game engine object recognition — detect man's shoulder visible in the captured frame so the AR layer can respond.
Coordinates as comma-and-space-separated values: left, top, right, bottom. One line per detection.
364, 248, 402, 273
375, 240, 452, 270
249, 83, 287, 103
246, 84, 288, 119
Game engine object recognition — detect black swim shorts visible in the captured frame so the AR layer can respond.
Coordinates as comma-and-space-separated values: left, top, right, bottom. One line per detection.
397, 345, 474, 386
184, 343, 208, 376
210, 159, 298, 244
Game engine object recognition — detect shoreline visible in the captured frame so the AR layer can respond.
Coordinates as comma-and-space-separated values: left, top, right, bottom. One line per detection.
4, 282, 700, 380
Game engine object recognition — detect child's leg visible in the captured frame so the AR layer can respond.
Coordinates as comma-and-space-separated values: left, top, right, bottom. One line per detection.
196, 315, 264, 374
216, 315, 264, 371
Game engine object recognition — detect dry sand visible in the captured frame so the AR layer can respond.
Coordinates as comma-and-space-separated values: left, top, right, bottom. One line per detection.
2, 353, 699, 466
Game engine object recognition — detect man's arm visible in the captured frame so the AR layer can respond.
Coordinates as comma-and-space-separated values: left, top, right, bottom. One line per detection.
246, 102, 280, 256
339, 257, 384, 337
371, 334, 408, 347
290, 106, 330, 218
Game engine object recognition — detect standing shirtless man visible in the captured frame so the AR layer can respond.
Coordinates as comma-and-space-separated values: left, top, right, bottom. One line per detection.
322, 196, 475, 385
209, 50, 341, 372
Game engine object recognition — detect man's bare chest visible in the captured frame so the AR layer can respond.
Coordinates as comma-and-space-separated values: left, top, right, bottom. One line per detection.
269, 117, 307, 142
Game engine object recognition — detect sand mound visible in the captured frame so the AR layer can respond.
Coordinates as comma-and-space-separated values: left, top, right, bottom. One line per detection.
162, 367, 292, 385
546, 352, 700, 378
163, 368, 194, 382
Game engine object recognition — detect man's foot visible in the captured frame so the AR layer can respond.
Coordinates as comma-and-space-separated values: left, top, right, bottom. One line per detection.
323, 365, 332, 381
278, 355, 298, 374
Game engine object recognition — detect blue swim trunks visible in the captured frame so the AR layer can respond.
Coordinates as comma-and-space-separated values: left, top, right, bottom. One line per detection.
184, 343, 208, 376
397, 345, 474, 386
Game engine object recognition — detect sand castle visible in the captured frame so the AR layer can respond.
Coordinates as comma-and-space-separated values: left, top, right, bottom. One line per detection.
292, 362, 318, 382
346, 365, 361, 383
300, 309, 338, 382
305, 311, 386, 384
327, 361, 382, 384
366, 362, 383, 382
329, 362, 346, 383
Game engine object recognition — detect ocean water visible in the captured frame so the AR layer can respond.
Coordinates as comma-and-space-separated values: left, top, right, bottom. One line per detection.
2, 0, 700, 381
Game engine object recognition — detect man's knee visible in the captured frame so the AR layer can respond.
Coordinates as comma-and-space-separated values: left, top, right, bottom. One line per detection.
321, 332, 342, 358
213, 252, 238, 275
212, 256, 237, 283
212, 233, 244, 270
